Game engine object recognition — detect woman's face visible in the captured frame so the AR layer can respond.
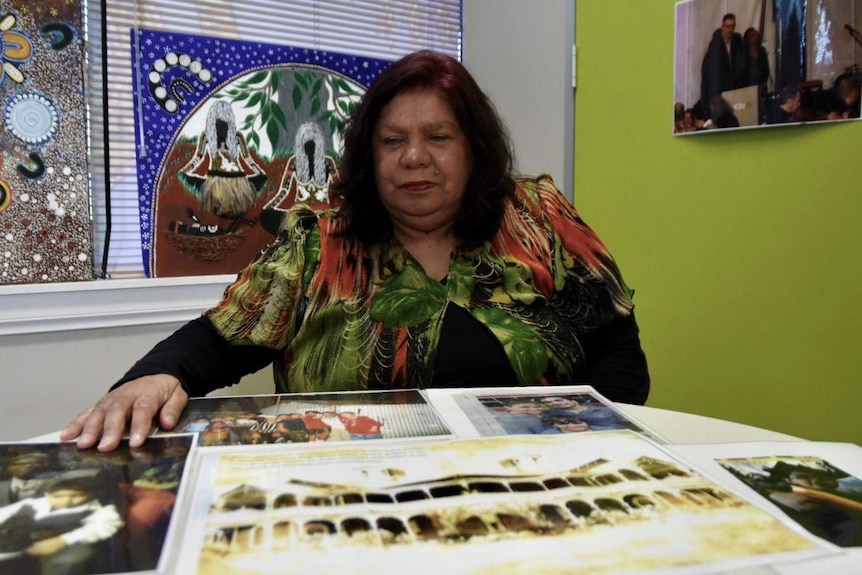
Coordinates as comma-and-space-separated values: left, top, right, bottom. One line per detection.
746, 31, 760, 47
373, 89, 472, 236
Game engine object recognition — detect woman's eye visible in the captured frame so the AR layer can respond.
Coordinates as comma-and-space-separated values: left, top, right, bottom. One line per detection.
429, 134, 450, 142
382, 136, 402, 145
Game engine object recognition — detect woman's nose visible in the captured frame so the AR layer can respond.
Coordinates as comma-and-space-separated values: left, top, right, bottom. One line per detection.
402, 140, 430, 167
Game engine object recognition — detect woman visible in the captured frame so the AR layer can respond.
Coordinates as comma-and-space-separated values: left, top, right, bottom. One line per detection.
62, 51, 648, 452
742, 27, 770, 89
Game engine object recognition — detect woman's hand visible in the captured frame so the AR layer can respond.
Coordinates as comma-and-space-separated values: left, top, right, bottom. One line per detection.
60, 374, 189, 452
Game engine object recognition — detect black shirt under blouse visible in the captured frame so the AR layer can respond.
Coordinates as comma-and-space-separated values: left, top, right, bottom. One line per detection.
116, 304, 649, 405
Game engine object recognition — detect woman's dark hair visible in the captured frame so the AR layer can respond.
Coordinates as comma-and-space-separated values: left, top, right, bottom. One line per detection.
334, 50, 515, 247
743, 27, 759, 44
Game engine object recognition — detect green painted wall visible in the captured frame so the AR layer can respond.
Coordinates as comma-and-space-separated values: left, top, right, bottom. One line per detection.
574, 0, 861, 444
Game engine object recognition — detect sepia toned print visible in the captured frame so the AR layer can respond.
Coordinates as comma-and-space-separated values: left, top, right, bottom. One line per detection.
175, 432, 829, 575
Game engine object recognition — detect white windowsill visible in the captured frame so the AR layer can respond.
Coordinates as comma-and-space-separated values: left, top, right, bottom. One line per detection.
0, 275, 236, 336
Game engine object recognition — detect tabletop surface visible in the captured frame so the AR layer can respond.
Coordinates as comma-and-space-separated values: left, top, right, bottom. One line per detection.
24, 400, 858, 575
615, 404, 857, 575
615, 404, 803, 444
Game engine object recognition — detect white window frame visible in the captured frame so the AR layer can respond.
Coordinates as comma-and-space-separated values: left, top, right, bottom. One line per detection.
0, 275, 235, 335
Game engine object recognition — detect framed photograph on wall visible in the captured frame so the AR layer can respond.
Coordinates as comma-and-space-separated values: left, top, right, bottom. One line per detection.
673, 0, 861, 134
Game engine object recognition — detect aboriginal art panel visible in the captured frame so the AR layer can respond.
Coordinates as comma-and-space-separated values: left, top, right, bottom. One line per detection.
0, 1, 92, 284
132, 29, 391, 277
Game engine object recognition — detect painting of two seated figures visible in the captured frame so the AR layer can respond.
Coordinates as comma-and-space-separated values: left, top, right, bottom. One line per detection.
674, 0, 861, 133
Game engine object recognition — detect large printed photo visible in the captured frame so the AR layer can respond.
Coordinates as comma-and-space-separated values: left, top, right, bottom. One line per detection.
174, 432, 832, 575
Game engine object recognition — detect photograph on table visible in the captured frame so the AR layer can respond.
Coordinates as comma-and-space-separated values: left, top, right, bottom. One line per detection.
0, 434, 196, 575
162, 389, 453, 446
173, 431, 833, 575
673, 0, 861, 134
718, 454, 862, 547
450, 385, 665, 442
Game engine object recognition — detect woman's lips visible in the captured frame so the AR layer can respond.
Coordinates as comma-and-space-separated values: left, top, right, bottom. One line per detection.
401, 181, 434, 192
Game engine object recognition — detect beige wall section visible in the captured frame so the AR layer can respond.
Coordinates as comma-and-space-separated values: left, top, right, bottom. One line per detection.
575, 0, 861, 444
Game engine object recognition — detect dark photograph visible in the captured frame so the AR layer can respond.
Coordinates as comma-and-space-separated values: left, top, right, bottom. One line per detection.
719, 454, 862, 547
0, 435, 194, 574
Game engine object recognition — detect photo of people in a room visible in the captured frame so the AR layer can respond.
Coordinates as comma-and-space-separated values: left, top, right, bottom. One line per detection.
674, 0, 861, 133
165, 390, 452, 446
451, 387, 659, 440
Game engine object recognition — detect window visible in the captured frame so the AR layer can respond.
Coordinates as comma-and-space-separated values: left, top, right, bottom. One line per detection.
89, 0, 463, 278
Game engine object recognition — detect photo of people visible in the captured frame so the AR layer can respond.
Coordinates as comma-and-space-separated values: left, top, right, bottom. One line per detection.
165, 390, 452, 446
451, 386, 658, 440
0, 435, 194, 575
674, 0, 861, 133
718, 455, 862, 547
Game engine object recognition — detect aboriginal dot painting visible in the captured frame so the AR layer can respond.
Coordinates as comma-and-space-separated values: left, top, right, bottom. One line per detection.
132, 29, 392, 277
0, 1, 92, 285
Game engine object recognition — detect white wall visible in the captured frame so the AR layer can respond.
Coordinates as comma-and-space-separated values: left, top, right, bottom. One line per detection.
464, 0, 575, 196
0, 1, 574, 441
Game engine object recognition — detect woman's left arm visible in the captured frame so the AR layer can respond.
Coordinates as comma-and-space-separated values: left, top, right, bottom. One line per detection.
527, 175, 650, 405
579, 313, 650, 405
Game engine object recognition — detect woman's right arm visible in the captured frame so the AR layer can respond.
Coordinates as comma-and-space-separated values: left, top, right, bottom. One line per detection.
61, 316, 278, 451
63, 206, 323, 452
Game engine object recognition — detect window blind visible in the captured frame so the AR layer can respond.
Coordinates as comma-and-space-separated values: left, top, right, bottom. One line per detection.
88, 0, 462, 278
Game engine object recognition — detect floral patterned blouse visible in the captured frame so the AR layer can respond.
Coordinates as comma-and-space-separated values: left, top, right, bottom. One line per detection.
203, 174, 635, 394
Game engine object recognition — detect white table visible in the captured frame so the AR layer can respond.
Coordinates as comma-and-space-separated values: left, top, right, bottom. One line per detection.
26, 400, 858, 575
617, 404, 858, 575
616, 404, 803, 443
